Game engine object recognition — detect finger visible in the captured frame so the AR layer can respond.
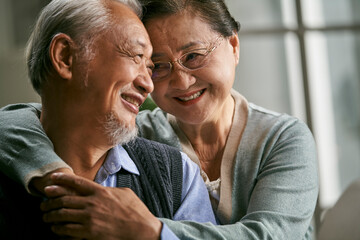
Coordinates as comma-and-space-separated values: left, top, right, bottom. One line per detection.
43, 208, 85, 223
51, 223, 90, 239
30, 168, 74, 196
41, 195, 85, 212
44, 185, 78, 198
50, 173, 99, 196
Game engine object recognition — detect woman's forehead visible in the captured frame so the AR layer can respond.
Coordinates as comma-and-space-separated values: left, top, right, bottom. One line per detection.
145, 12, 216, 49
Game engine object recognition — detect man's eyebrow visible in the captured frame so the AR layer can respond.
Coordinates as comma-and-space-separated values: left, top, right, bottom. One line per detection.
115, 38, 148, 54
135, 38, 147, 48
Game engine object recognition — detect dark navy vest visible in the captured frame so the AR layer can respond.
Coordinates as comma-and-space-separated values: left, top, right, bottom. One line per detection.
0, 137, 183, 239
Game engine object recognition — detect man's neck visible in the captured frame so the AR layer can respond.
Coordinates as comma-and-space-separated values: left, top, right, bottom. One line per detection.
52, 137, 109, 180
40, 103, 112, 180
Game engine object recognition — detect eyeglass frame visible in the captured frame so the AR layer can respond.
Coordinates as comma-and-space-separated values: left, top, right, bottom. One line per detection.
151, 36, 224, 81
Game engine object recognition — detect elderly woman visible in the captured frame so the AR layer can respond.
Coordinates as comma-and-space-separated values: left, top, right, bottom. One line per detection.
0, 0, 318, 239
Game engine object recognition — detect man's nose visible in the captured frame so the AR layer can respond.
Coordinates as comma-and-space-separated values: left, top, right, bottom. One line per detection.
134, 65, 154, 94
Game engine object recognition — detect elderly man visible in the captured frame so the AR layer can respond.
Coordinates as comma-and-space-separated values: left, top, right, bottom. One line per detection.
0, 0, 215, 239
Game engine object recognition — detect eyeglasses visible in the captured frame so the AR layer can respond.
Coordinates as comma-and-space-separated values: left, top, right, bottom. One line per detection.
151, 36, 224, 81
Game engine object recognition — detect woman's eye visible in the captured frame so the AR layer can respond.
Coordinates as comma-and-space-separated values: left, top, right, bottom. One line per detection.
153, 63, 162, 70
153, 62, 168, 70
184, 53, 200, 62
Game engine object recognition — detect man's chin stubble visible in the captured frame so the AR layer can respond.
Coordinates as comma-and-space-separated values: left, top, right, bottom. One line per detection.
103, 112, 138, 146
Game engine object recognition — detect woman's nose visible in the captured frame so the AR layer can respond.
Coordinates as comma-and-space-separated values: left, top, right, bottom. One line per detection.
169, 64, 196, 90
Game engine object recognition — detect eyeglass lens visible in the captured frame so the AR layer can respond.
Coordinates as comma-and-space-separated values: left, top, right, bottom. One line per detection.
151, 49, 210, 80
151, 37, 222, 81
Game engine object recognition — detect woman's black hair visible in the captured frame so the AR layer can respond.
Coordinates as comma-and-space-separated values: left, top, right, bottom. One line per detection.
140, 0, 240, 37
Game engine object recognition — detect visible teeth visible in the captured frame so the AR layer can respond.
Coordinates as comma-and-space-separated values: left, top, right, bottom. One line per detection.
123, 96, 139, 107
178, 90, 204, 101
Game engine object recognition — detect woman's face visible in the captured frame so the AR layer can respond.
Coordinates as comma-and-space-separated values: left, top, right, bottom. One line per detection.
145, 10, 239, 125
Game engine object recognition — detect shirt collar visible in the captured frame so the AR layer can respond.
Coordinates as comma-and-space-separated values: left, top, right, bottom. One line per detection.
94, 145, 139, 184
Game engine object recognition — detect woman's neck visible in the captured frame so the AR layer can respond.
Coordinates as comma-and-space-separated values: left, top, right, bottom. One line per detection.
177, 95, 235, 180
178, 95, 235, 146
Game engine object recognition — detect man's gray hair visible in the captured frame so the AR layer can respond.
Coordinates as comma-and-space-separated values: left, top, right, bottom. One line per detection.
26, 0, 142, 95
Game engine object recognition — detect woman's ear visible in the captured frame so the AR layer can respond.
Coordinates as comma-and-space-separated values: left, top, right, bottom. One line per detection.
229, 32, 240, 65
49, 33, 74, 80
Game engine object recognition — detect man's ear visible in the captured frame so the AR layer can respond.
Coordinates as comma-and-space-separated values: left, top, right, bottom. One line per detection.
229, 32, 240, 65
49, 33, 74, 80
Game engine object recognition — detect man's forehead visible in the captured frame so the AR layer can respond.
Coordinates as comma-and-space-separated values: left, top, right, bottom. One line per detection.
109, 28, 152, 60
113, 24, 151, 51
107, 0, 139, 22
132, 38, 148, 48
105, 1, 151, 53
113, 24, 149, 47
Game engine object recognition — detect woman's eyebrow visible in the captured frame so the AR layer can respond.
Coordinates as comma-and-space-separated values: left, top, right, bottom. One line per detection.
176, 41, 203, 52
151, 41, 205, 58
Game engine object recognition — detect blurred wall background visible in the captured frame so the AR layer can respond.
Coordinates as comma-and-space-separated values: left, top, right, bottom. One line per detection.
1, 0, 360, 237
0, 0, 49, 106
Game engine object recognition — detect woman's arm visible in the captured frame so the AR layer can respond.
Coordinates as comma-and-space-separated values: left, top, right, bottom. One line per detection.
161, 119, 319, 240
0, 103, 71, 194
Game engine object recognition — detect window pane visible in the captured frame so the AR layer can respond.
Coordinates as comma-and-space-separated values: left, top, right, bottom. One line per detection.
307, 31, 360, 208
234, 34, 295, 115
303, 0, 360, 27
226, 0, 297, 30
327, 32, 360, 191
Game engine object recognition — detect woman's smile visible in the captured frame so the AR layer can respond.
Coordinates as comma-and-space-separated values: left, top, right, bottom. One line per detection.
174, 89, 206, 105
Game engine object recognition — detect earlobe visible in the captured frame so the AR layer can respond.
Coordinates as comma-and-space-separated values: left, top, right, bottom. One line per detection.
49, 33, 73, 80
229, 33, 240, 65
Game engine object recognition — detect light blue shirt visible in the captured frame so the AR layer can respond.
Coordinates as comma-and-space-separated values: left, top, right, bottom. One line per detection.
94, 144, 217, 240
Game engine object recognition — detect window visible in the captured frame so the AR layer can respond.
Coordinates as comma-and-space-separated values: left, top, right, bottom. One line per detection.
226, 0, 360, 232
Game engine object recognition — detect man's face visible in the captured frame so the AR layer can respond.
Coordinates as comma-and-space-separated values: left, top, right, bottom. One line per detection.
72, 4, 154, 145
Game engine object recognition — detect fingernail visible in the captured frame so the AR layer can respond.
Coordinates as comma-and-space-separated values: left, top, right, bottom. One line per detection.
51, 172, 64, 178
44, 185, 56, 191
